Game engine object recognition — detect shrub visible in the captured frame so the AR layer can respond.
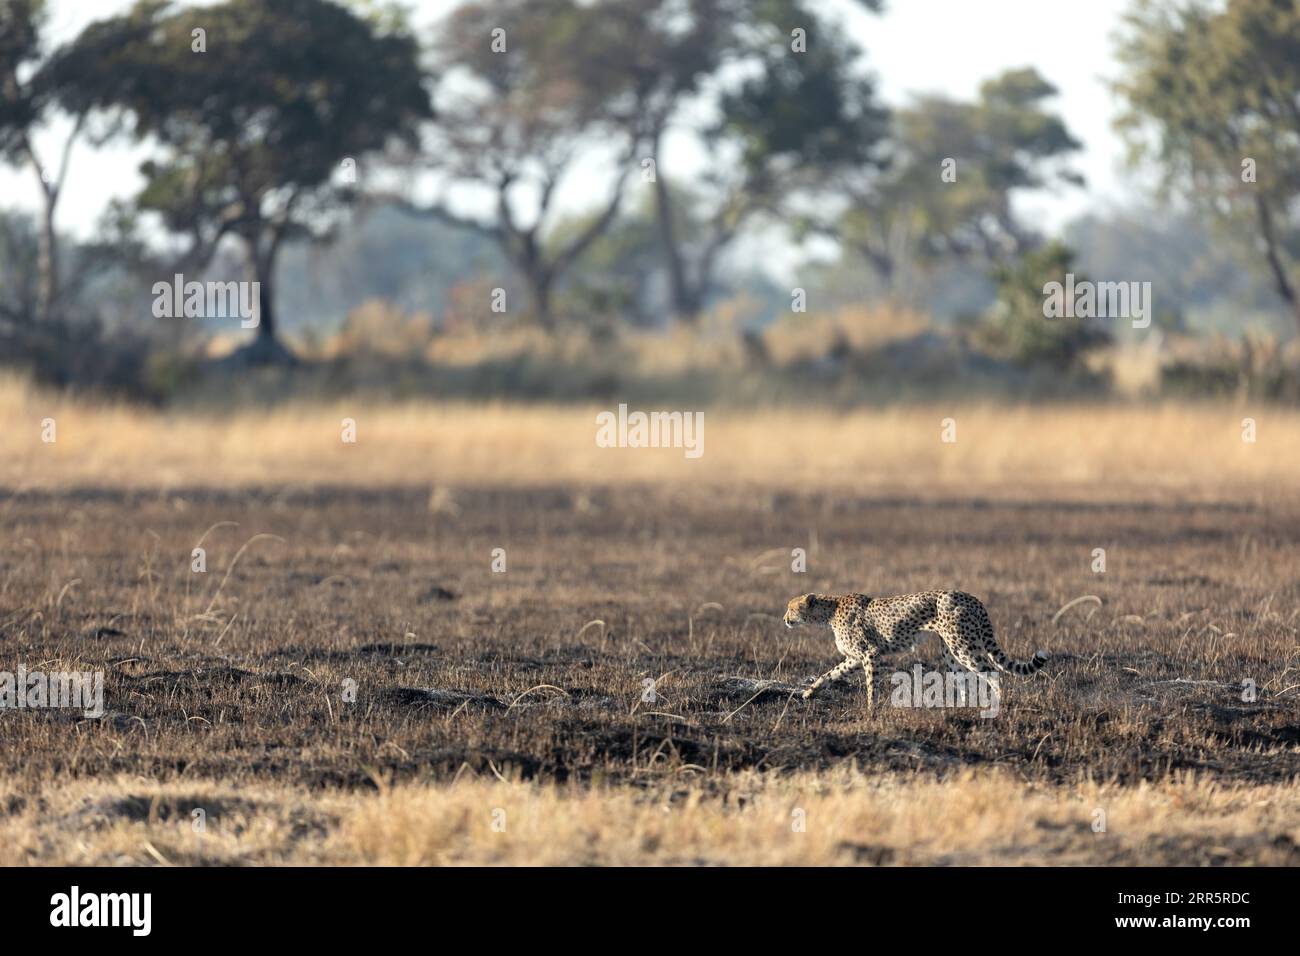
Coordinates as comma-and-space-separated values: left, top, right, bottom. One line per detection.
976, 241, 1112, 374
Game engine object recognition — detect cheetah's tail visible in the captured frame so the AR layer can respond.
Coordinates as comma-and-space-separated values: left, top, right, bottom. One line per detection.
986, 646, 1048, 676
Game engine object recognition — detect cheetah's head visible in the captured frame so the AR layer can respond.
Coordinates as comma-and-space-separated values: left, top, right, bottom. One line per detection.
784, 594, 834, 628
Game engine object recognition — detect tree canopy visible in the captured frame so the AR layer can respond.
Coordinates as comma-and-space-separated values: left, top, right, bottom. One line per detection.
1116, 0, 1300, 332
57, 0, 431, 354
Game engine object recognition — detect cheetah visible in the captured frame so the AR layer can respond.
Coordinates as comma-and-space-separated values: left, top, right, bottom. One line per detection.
783, 590, 1046, 709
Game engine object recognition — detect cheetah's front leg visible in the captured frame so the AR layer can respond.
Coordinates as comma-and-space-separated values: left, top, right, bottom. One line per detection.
802, 658, 856, 700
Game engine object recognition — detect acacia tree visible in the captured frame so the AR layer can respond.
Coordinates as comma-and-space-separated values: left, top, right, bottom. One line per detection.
401, 0, 646, 330
400, 0, 885, 328
1116, 0, 1300, 333
61, 0, 431, 359
0, 0, 49, 324
631, 0, 890, 323
821, 68, 1083, 300
0, 0, 121, 325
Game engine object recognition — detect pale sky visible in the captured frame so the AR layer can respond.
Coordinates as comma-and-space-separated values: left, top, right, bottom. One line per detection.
0, 0, 1145, 242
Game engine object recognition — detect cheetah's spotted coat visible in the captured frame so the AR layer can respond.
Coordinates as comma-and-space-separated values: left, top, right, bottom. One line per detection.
784, 590, 1047, 709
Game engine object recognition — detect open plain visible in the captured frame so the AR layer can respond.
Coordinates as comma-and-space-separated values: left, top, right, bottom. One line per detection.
2, 384, 1298, 864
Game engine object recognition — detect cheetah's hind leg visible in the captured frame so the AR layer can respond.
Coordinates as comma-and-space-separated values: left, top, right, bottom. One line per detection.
936, 634, 987, 707
860, 647, 878, 710
942, 646, 969, 705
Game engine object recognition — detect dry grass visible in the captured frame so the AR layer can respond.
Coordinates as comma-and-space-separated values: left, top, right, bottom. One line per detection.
294, 299, 930, 370
2, 373, 1298, 865
763, 303, 933, 362
3, 769, 1297, 866
3, 373, 1298, 498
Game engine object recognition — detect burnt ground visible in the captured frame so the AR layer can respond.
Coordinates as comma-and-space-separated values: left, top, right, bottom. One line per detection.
1, 483, 1298, 795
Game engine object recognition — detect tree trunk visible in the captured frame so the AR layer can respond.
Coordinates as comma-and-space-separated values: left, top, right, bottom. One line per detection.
857, 241, 894, 294
1252, 193, 1300, 335
228, 240, 295, 366
255, 255, 276, 343
529, 271, 555, 332
35, 185, 58, 323
22, 119, 86, 324
651, 146, 697, 325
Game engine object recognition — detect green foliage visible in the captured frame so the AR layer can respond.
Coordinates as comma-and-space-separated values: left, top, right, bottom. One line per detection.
618, 0, 890, 321
1115, 0, 1300, 192
61, 0, 429, 184
427, 0, 657, 326
0, 206, 37, 316
51, 0, 431, 344
0, 0, 45, 156
714, 1, 889, 189
1115, 0, 1300, 326
831, 67, 1082, 292
978, 241, 1111, 373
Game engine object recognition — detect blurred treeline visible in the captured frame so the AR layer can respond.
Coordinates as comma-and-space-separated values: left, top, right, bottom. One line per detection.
2, 0, 1300, 404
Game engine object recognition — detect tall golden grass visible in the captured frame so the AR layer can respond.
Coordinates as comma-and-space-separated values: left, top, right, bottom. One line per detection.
4, 372, 1297, 498
303, 298, 933, 367
3, 768, 1296, 865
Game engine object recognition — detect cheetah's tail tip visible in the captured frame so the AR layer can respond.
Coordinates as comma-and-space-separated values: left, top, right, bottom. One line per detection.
1008, 650, 1049, 675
